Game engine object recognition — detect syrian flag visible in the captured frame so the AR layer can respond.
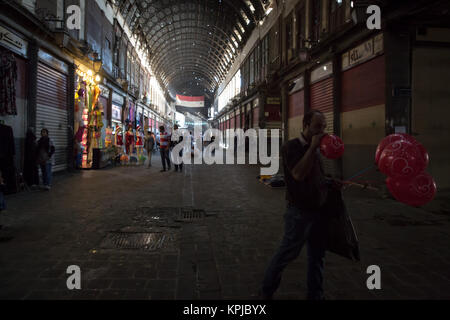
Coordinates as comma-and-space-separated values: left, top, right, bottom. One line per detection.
176, 94, 205, 108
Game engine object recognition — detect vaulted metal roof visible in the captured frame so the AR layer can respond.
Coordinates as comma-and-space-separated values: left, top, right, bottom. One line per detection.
111, 0, 270, 101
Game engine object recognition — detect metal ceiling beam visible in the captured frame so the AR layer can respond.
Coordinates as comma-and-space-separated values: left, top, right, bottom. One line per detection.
161, 68, 220, 88
147, 23, 240, 54
153, 54, 227, 81
150, 39, 231, 76
150, 42, 230, 76
161, 67, 219, 88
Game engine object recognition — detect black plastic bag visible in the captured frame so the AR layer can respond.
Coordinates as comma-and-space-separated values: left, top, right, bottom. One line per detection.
321, 188, 360, 262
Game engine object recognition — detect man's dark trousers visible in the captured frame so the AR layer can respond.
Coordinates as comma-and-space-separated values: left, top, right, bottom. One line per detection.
174, 148, 183, 172
160, 148, 171, 170
262, 203, 326, 300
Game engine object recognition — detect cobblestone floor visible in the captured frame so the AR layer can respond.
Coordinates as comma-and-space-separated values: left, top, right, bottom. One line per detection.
1, 154, 450, 300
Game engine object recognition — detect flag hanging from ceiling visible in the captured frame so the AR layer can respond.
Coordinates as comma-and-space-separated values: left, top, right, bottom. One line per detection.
176, 94, 205, 108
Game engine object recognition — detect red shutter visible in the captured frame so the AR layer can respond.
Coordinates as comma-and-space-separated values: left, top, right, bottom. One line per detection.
310, 76, 335, 176
288, 89, 305, 118
342, 55, 385, 112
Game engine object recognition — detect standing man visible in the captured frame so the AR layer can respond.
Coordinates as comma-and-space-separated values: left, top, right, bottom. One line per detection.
144, 130, 155, 168
36, 128, 55, 191
158, 125, 171, 172
172, 124, 184, 172
261, 110, 332, 300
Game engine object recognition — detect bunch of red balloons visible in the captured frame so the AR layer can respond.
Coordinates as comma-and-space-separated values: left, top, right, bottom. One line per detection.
320, 134, 345, 159
375, 133, 436, 207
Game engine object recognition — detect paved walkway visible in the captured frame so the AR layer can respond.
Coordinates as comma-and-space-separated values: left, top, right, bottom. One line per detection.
1, 153, 450, 300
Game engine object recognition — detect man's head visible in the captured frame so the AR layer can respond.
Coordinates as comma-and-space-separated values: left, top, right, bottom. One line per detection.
302, 110, 326, 141
41, 128, 49, 137
159, 125, 165, 132
174, 124, 179, 130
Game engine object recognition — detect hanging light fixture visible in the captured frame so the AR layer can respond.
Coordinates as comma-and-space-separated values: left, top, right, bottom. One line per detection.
93, 52, 103, 73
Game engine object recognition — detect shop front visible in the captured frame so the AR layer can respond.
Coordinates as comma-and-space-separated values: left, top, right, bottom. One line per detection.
310, 61, 336, 177
0, 23, 29, 193
37, 50, 69, 173
252, 98, 260, 129
74, 62, 113, 169
340, 33, 385, 179
288, 76, 305, 140
264, 96, 282, 130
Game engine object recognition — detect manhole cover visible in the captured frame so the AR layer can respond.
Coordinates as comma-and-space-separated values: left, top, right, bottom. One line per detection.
100, 232, 177, 251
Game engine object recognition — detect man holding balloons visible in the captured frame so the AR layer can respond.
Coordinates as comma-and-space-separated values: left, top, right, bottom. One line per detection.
261, 109, 339, 300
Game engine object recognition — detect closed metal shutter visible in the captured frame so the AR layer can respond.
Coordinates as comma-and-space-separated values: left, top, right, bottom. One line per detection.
310, 76, 336, 177
36, 62, 68, 173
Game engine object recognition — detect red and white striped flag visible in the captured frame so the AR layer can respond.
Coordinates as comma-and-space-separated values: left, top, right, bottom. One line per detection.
176, 94, 204, 108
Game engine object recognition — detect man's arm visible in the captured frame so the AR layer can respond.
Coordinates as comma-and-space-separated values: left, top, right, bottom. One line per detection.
290, 133, 325, 182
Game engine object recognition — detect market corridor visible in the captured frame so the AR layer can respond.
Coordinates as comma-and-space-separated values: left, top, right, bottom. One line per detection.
1, 159, 450, 300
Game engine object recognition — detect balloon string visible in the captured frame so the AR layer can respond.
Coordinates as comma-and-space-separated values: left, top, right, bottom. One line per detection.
345, 165, 377, 182
344, 179, 385, 184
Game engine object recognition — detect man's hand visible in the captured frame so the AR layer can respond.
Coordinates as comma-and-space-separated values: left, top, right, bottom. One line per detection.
311, 133, 327, 150
327, 178, 344, 190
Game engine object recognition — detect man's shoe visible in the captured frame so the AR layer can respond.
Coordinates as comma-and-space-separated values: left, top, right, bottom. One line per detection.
160, 169, 166, 172
257, 289, 273, 300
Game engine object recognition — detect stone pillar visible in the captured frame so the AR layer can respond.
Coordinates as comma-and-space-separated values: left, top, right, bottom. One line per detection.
384, 23, 412, 135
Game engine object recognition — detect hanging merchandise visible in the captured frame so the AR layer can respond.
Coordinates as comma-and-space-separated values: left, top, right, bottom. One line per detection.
125, 124, 134, 156
75, 67, 106, 169
105, 126, 113, 147
0, 123, 17, 194
0, 49, 18, 116
135, 124, 144, 164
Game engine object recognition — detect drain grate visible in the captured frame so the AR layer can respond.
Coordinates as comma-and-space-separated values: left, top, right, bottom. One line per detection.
100, 232, 177, 251
175, 208, 205, 222
134, 207, 206, 224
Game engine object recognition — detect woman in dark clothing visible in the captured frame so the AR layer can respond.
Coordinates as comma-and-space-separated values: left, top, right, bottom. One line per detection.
36, 128, 55, 190
23, 129, 39, 187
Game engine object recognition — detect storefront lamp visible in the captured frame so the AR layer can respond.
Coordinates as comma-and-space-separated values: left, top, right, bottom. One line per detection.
93, 52, 103, 73
95, 74, 102, 83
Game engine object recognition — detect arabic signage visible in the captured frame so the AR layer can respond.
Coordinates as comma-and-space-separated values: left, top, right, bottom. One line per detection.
0, 25, 28, 57
342, 33, 384, 71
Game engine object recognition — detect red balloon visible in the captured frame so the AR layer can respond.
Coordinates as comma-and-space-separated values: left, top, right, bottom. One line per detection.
386, 173, 437, 207
378, 140, 426, 179
415, 142, 430, 168
320, 134, 345, 159
375, 134, 405, 164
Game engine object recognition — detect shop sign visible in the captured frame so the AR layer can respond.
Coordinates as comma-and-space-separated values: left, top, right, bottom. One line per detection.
267, 97, 281, 105
112, 104, 121, 121
0, 25, 28, 57
38, 50, 68, 74
112, 91, 124, 105
289, 76, 304, 94
98, 85, 110, 98
311, 61, 333, 83
342, 33, 384, 71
